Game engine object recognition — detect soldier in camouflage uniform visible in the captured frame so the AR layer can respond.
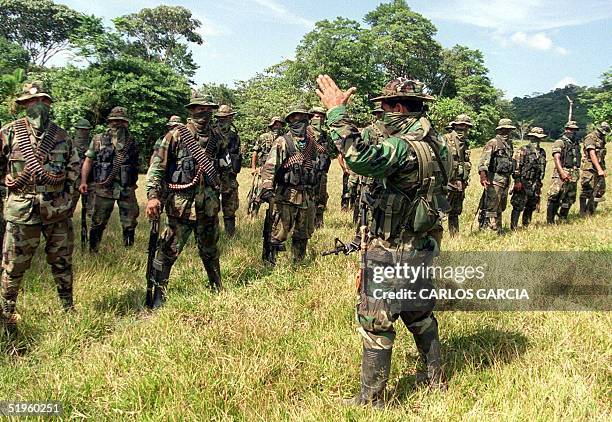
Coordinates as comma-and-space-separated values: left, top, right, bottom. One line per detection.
80, 107, 140, 250
310, 106, 332, 228
317, 75, 450, 407
510, 127, 547, 229
145, 93, 225, 308
579, 122, 609, 216
444, 114, 473, 235
547, 121, 581, 224
248, 116, 284, 218
216, 105, 242, 236
478, 119, 516, 233
0, 81, 80, 324
259, 107, 318, 264
73, 118, 94, 218
0, 119, 5, 247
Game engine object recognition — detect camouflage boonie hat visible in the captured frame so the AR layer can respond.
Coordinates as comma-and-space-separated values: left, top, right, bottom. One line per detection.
285, 106, 313, 122
216, 104, 237, 117
309, 106, 326, 116
74, 118, 92, 129
15, 81, 53, 104
185, 92, 219, 109
167, 115, 182, 126
599, 122, 610, 134
268, 116, 284, 127
451, 114, 473, 127
496, 118, 516, 130
107, 106, 129, 122
371, 77, 435, 102
372, 107, 384, 114
527, 127, 546, 138
565, 120, 579, 129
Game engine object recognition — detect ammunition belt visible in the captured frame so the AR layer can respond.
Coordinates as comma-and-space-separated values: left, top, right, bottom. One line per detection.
98, 136, 134, 188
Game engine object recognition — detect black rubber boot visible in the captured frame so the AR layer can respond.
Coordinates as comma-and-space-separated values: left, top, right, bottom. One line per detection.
150, 263, 171, 310
522, 209, 534, 227
89, 226, 102, 253
151, 284, 166, 310
263, 242, 285, 266
579, 197, 588, 217
123, 229, 135, 247
448, 214, 459, 236
343, 347, 392, 409
558, 206, 570, 222
291, 238, 308, 263
410, 316, 447, 390
510, 208, 521, 230
57, 287, 74, 311
224, 217, 236, 237
204, 259, 223, 292
314, 211, 324, 229
546, 201, 559, 224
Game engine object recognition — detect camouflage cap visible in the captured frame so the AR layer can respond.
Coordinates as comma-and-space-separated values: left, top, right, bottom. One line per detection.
107, 106, 129, 122
309, 106, 326, 116
74, 118, 92, 129
599, 122, 610, 134
495, 118, 516, 130
527, 127, 547, 138
268, 116, 284, 127
15, 81, 53, 104
185, 92, 219, 109
167, 115, 182, 126
371, 77, 435, 102
451, 114, 473, 127
216, 104, 237, 117
565, 120, 579, 129
284, 106, 313, 122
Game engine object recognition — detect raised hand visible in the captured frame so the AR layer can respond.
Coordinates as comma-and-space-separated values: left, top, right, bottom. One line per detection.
315, 74, 357, 109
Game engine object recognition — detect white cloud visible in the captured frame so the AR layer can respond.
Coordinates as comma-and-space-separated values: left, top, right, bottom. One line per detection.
492, 30, 569, 55
249, 0, 314, 29
193, 13, 233, 38
553, 76, 578, 90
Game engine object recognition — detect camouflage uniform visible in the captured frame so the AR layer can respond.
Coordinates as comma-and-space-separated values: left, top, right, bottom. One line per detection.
74, 118, 94, 219
310, 107, 332, 228
216, 105, 241, 236
85, 107, 140, 250
478, 119, 516, 232
579, 122, 609, 215
444, 114, 473, 235
510, 127, 547, 229
259, 108, 318, 263
146, 94, 224, 307
547, 121, 581, 223
248, 117, 283, 217
322, 77, 450, 407
0, 82, 80, 321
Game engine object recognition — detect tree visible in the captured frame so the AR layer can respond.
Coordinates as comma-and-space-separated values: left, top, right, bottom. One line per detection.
200, 83, 238, 107
580, 68, 612, 125
0, 0, 86, 66
113, 5, 203, 78
364, 0, 442, 86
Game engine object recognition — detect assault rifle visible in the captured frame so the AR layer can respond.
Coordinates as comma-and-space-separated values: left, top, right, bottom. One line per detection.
320, 237, 360, 256
145, 217, 161, 308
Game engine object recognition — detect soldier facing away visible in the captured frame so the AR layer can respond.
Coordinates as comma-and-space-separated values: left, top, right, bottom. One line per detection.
316, 75, 450, 407
0, 81, 80, 324
79, 107, 140, 250
258, 107, 318, 265
216, 105, 242, 237
547, 120, 581, 224
510, 127, 547, 229
478, 118, 516, 233
145, 93, 225, 309
579, 121, 609, 216
444, 114, 473, 235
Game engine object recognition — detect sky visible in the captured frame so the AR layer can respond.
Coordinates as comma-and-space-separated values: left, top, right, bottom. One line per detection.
55, 0, 612, 99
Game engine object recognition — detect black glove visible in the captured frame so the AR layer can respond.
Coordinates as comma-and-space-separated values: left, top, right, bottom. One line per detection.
259, 189, 274, 203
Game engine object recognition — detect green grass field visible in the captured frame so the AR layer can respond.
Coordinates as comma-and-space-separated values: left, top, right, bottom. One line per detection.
1, 142, 610, 420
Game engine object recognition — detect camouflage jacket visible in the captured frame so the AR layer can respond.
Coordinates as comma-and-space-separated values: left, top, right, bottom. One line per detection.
253, 130, 277, 167
478, 135, 514, 187
146, 122, 223, 221
552, 134, 581, 175
581, 129, 606, 171
513, 142, 546, 185
73, 133, 90, 161
259, 132, 319, 208
443, 130, 471, 188
218, 125, 241, 176
0, 118, 80, 224
326, 105, 451, 242
86, 128, 139, 198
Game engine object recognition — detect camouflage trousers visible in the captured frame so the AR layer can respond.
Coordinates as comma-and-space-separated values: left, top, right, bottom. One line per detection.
341, 173, 360, 210
314, 172, 329, 214
547, 174, 577, 209
482, 183, 509, 231
271, 201, 316, 243
447, 187, 465, 216
153, 215, 220, 284
580, 170, 606, 202
91, 189, 139, 232
0, 191, 5, 247
510, 188, 539, 212
220, 173, 239, 218
1, 219, 74, 314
